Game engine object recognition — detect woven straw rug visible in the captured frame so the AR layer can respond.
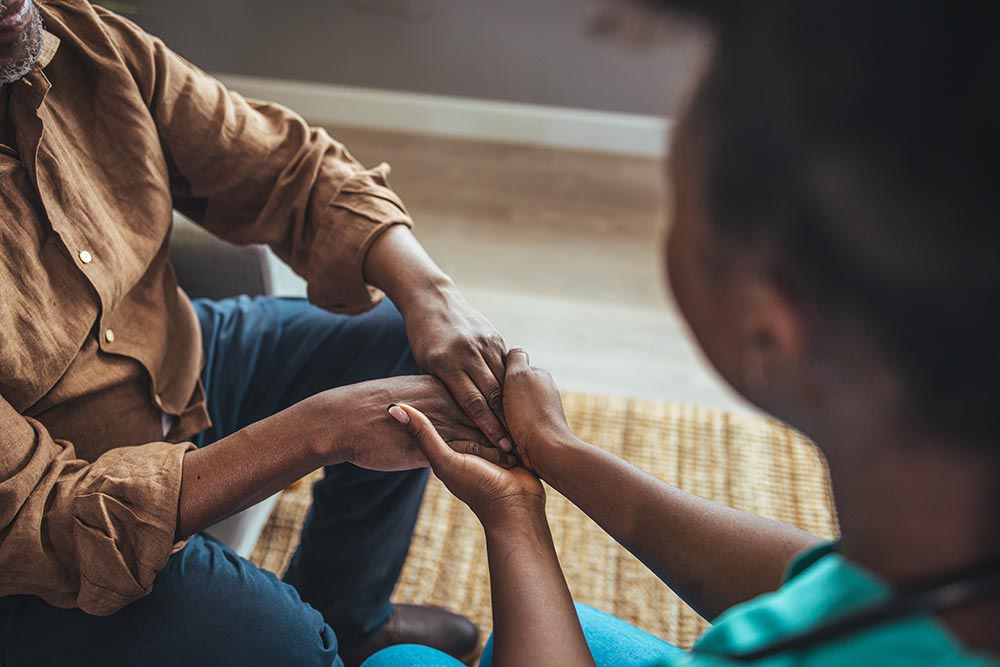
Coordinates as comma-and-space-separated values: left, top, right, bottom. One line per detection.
250, 392, 838, 651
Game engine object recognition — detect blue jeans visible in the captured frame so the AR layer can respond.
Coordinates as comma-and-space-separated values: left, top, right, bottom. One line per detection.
361, 604, 684, 667
0, 297, 428, 667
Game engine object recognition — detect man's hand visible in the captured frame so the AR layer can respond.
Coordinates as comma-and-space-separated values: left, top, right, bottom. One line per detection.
403, 285, 511, 450
387, 402, 545, 528
364, 226, 512, 451
502, 348, 579, 476
307, 375, 516, 473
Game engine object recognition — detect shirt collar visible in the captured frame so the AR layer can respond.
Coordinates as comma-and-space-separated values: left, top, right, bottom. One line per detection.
39, 30, 60, 68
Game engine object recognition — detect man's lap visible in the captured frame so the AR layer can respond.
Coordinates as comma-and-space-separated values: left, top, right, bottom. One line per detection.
0, 296, 421, 666
193, 296, 420, 445
0, 535, 342, 667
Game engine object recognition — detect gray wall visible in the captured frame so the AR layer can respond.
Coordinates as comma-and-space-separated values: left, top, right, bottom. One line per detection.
134, 0, 701, 116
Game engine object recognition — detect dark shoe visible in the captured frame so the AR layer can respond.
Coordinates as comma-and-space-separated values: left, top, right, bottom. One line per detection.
338, 604, 481, 667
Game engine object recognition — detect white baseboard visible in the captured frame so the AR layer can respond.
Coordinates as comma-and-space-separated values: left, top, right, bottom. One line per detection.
213, 74, 670, 158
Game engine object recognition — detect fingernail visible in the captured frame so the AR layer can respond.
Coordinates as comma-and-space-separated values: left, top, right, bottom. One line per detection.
498, 437, 513, 452
387, 404, 410, 424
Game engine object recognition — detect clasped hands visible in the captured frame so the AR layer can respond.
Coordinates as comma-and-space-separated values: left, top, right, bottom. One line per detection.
391, 347, 575, 530
299, 344, 572, 529
295, 276, 574, 527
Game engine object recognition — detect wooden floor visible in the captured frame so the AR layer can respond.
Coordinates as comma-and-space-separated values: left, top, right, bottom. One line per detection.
267, 127, 751, 413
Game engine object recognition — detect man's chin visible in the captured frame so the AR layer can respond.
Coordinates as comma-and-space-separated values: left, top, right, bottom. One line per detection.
0, 2, 43, 85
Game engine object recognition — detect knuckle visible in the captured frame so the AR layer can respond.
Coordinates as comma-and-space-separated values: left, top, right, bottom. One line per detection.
507, 366, 530, 380
483, 333, 505, 351
463, 392, 489, 416
470, 443, 500, 463
424, 349, 452, 370
485, 386, 504, 409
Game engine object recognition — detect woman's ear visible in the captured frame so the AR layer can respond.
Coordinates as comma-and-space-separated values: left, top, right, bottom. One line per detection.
737, 277, 808, 410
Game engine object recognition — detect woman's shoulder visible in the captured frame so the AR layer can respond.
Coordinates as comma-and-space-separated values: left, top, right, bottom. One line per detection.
664, 545, 999, 667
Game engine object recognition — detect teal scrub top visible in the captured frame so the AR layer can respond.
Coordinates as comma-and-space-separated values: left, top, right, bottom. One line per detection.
663, 544, 999, 667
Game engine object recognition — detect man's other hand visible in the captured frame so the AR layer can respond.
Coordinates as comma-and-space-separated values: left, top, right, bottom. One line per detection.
306, 375, 516, 473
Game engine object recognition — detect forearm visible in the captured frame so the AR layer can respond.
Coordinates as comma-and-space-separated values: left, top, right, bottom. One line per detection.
484, 506, 595, 667
537, 437, 821, 620
363, 225, 456, 316
176, 399, 334, 539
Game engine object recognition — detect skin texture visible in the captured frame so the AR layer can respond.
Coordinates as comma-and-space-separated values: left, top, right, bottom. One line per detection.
178, 375, 516, 539
404, 44, 1000, 665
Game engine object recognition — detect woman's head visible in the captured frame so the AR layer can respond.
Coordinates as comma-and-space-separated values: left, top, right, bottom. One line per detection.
659, 1, 999, 446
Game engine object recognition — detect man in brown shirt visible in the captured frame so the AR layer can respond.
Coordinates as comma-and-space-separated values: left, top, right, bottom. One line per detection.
0, 1, 516, 665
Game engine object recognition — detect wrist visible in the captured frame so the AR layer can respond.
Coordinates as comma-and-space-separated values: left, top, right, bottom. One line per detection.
299, 389, 352, 467
532, 433, 587, 485
364, 225, 456, 316
391, 271, 459, 319
479, 498, 549, 535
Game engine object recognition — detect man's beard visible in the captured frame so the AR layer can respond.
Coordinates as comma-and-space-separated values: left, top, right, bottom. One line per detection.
0, 1, 44, 85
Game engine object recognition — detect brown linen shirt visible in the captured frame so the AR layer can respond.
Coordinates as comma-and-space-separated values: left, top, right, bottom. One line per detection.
0, 0, 412, 616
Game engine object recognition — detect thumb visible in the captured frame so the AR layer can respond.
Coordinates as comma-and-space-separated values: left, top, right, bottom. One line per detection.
387, 403, 459, 472
505, 346, 530, 377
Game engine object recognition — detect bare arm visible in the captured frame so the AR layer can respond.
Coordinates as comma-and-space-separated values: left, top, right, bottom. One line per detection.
485, 507, 595, 667
503, 349, 821, 621
176, 400, 327, 539
390, 403, 594, 667
177, 375, 511, 540
535, 436, 820, 620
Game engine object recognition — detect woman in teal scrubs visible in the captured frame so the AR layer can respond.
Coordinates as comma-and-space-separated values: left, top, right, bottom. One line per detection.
367, 1, 1000, 665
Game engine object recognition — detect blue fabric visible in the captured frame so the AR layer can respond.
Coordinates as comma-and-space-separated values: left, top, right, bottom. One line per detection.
0, 534, 342, 667
0, 296, 427, 667
362, 603, 683, 667
193, 296, 429, 646
360, 644, 469, 667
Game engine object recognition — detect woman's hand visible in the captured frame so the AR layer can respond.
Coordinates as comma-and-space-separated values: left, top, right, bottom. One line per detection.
502, 348, 579, 476
388, 404, 597, 667
387, 402, 545, 527
307, 375, 516, 473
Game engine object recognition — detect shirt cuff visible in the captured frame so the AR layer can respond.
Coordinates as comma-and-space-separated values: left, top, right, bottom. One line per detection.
72, 440, 194, 615
306, 163, 414, 314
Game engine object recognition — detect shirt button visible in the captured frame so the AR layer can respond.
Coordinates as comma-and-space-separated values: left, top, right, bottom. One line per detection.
78, 250, 93, 264
104, 328, 116, 343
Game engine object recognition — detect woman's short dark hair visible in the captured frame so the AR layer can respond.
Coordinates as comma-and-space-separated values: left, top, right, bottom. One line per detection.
653, 1, 999, 443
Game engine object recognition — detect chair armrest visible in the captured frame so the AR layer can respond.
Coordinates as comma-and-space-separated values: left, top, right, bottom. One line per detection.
168, 212, 272, 299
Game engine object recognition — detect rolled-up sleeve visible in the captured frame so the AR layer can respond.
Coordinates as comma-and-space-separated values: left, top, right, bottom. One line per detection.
97, 7, 413, 314
0, 396, 193, 616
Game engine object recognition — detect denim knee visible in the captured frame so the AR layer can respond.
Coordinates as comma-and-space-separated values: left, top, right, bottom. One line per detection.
360, 298, 420, 377
0, 535, 343, 667
146, 535, 343, 666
